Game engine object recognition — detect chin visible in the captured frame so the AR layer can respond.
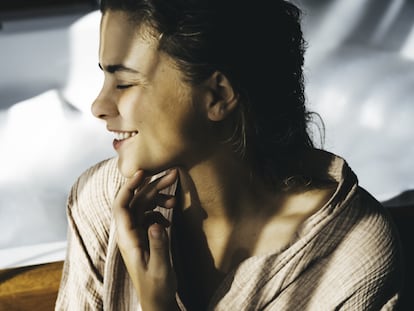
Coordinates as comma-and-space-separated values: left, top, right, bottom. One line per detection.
116, 157, 139, 178
116, 157, 170, 178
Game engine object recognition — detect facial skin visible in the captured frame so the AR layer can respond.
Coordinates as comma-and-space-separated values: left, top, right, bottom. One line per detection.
92, 11, 213, 177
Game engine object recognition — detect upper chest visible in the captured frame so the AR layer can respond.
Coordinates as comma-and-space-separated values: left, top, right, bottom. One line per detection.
170, 184, 337, 308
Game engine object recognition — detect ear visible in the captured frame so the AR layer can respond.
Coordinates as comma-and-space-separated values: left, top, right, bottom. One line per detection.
204, 71, 238, 122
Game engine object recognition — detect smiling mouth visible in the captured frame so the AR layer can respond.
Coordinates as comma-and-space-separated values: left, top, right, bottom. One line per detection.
112, 131, 138, 141
111, 131, 138, 150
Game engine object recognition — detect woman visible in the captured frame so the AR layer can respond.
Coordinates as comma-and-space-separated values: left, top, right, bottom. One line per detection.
55, 0, 403, 310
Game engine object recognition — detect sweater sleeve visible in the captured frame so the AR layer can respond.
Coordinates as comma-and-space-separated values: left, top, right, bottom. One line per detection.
336, 190, 403, 311
292, 189, 404, 311
55, 158, 124, 311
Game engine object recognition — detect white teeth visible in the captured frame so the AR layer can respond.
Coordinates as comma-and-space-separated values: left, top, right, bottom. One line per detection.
113, 131, 138, 140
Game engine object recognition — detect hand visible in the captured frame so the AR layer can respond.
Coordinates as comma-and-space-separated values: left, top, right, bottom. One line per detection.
113, 169, 180, 311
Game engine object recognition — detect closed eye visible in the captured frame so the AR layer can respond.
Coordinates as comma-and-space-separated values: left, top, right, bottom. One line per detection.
116, 84, 133, 89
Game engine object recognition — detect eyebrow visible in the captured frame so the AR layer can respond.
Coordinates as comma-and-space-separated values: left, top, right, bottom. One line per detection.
98, 63, 140, 74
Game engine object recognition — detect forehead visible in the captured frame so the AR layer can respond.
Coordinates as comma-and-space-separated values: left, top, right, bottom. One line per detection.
99, 10, 161, 75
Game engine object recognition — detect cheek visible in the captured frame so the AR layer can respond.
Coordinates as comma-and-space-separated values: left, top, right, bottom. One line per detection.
118, 91, 145, 123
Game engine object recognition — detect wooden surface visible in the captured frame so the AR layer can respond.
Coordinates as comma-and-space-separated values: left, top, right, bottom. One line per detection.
0, 261, 63, 311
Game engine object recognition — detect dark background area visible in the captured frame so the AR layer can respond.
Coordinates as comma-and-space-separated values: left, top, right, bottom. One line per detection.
0, 0, 99, 20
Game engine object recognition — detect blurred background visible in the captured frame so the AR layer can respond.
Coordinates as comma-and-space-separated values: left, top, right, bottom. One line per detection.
0, 0, 413, 268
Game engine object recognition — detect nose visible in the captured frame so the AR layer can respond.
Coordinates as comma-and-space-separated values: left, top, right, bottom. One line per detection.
91, 85, 118, 120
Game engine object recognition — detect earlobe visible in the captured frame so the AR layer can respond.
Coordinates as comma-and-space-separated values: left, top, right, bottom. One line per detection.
206, 71, 239, 122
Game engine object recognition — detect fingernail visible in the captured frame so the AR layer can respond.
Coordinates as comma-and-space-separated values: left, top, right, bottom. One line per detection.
167, 168, 176, 175
150, 225, 164, 239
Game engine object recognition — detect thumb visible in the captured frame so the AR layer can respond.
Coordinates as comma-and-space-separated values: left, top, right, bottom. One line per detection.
147, 223, 171, 275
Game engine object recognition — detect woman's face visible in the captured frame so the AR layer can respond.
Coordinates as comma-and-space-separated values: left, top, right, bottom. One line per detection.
92, 10, 210, 177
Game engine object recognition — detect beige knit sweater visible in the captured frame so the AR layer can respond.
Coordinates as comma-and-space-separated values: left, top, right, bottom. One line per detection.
55, 150, 403, 310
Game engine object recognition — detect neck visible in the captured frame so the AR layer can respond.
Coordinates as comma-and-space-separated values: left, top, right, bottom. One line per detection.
176, 148, 273, 225
171, 148, 282, 281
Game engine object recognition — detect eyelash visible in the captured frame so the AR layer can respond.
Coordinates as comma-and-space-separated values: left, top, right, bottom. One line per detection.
116, 84, 133, 89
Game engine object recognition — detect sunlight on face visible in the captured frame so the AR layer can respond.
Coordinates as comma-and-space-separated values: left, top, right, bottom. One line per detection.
93, 11, 209, 177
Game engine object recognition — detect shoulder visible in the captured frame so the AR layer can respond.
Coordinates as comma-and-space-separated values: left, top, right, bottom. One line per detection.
324, 186, 403, 300
74, 157, 122, 188
60, 158, 126, 295
306, 149, 402, 269
335, 186, 401, 268
292, 187, 403, 308
67, 157, 126, 215
350, 187, 400, 250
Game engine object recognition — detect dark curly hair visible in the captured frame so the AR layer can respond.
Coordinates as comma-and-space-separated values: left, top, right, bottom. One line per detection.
100, 0, 321, 188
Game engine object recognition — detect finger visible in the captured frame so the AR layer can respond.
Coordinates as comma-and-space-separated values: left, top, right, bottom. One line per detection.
113, 169, 176, 250
129, 169, 178, 213
141, 169, 178, 201
113, 170, 146, 247
118, 211, 170, 265
154, 193, 176, 209
147, 223, 171, 276
142, 211, 171, 229
152, 168, 178, 192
